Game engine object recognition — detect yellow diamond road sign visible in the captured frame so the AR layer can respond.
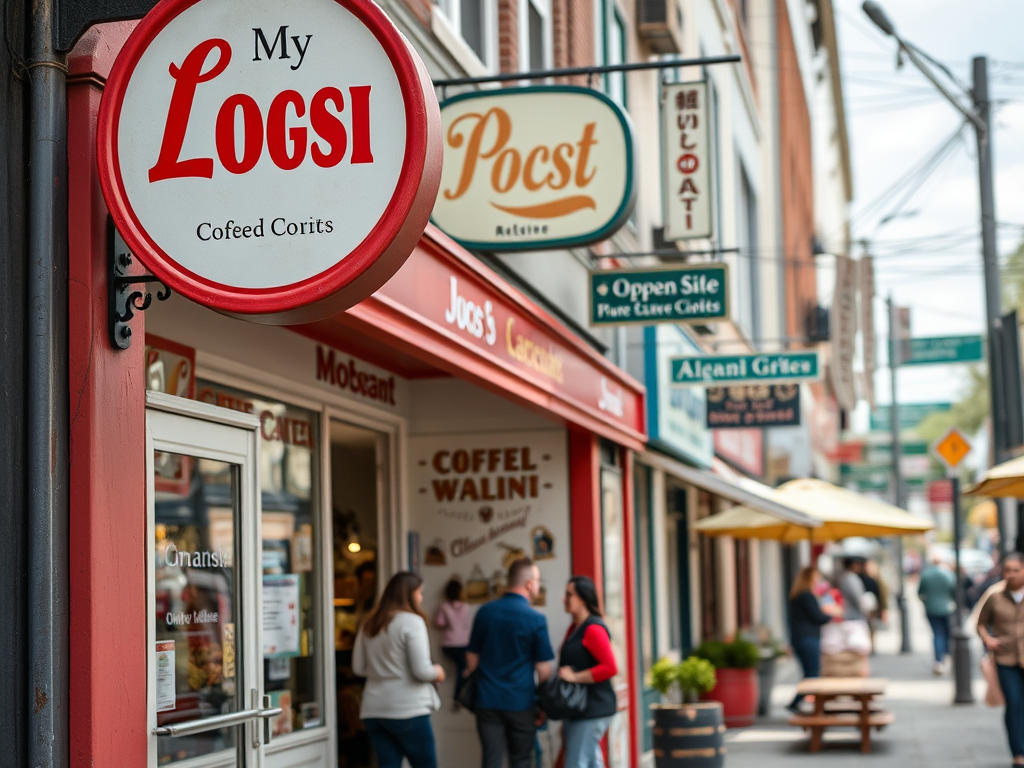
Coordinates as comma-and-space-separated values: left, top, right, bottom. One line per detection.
932, 427, 972, 471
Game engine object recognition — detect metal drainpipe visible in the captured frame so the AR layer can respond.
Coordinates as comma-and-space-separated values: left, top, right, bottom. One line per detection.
26, 0, 69, 764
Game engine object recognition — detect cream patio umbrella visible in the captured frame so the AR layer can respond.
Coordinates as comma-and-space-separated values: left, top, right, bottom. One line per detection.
693, 477, 935, 543
965, 454, 1024, 498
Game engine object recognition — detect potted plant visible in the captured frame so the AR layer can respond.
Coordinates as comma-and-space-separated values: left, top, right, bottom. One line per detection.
695, 638, 761, 728
648, 657, 724, 768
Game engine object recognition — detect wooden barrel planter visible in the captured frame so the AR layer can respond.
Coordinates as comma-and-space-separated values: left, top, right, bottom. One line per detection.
652, 702, 725, 768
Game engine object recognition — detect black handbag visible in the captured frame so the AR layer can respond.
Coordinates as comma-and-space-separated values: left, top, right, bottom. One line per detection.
457, 669, 480, 713
536, 675, 588, 721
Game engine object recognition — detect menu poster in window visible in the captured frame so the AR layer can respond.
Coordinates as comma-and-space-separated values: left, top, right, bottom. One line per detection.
263, 574, 301, 658
155, 640, 176, 712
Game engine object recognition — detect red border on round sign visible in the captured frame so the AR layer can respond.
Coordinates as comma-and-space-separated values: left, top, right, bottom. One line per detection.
97, 0, 440, 323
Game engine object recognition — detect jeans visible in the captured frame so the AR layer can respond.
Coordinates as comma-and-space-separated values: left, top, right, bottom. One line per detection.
562, 716, 611, 768
363, 715, 438, 768
476, 707, 536, 768
926, 614, 951, 662
998, 665, 1024, 757
789, 636, 821, 708
443, 646, 468, 703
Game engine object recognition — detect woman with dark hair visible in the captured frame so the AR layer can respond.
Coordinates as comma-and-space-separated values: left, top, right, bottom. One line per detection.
353, 572, 445, 768
556, 575, 618, 768
434, 577, 472, 707
787, 565, 841, 713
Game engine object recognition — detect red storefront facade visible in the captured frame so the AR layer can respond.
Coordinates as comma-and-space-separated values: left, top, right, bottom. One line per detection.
69, 22, 646, 768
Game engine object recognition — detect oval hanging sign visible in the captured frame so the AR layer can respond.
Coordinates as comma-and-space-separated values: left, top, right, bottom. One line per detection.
98, 0, 442, 324
431, 86, 636, 251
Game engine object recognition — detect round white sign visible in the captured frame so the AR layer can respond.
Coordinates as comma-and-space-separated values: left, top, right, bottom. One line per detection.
99, 0, 442, 323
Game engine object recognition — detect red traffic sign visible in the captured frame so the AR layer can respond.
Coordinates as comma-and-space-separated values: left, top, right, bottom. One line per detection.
927, 479, 954, 505
98, 0, 442, 324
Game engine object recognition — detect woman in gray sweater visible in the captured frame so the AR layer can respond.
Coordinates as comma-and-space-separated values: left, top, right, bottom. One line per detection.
353, 572, 445, 768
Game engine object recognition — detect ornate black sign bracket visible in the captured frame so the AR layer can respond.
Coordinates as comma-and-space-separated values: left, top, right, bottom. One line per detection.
109, 219, 170, 349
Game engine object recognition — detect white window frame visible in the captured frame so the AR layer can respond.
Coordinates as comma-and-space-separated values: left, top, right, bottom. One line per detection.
432, 0, 498, 76
519, 0, 552, 73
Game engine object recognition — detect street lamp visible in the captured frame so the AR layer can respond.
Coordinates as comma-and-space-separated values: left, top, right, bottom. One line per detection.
862, 0, 993, 705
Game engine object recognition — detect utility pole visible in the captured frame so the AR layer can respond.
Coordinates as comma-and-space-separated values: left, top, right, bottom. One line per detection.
888, 295, 912, 654
862, 4, 1017, 552
972, 56, 1012, 553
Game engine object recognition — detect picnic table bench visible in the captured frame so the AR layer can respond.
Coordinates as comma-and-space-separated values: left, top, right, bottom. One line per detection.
788, 678, 893, 754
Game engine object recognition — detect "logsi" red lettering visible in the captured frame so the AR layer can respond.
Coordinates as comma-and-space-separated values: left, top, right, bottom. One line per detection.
148, 39, 373, 182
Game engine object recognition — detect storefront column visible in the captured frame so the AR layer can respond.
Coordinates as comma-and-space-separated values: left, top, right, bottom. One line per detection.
67, 22, 148, 768
569, 429, 602, 584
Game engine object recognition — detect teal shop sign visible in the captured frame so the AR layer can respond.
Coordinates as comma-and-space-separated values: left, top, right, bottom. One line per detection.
901, 335, 984, 366
670, 352, 820, 387
589, 264, 729, 326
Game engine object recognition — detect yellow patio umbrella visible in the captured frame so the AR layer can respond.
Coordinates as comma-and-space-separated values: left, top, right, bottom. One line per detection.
693, 478, 934, 543
965, 454, 1024, 498
968, 499, 999, 528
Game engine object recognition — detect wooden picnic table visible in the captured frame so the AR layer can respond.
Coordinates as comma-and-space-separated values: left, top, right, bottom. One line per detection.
789, 677, 894, 754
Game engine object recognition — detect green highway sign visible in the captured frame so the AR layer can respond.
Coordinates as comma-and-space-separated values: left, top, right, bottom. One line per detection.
589, 264, 729, 326
902, 335, 984, 366
670, 352, 820, 387
869, 403, 952, 431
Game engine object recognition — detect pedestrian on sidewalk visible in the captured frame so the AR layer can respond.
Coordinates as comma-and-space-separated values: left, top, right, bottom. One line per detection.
919, 553, 957, 675
434, 577, 472, 708
556, 575, 618, 767
859, 560, 886, 653
352, 572, 444, 768
466, 557, 555, 768
977, 552, 1024, 766
787, 565, 843, 713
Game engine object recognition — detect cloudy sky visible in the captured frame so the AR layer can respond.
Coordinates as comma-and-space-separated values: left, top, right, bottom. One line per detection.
831, 0, 1024, 424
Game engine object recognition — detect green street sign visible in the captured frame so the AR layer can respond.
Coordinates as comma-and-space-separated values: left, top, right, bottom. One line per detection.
869, 403, 952, 432
589, 264, 729, 326
670, 352, 820, 387
902, 335, 984, 366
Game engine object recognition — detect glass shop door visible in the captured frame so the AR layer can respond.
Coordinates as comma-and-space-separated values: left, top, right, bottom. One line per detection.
146, 390, 277, 768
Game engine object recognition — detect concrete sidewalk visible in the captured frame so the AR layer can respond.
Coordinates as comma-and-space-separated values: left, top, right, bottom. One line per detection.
724, 600, 1011, 768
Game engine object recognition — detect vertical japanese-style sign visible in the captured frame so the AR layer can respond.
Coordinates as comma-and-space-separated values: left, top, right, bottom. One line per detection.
97, 0, 443, 325
832, 254, 858, 412
858, 256, 877, 409
662, 81, 712, 241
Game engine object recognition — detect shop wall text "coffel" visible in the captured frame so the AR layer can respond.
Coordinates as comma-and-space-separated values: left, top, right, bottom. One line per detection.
430, 447, 540, 502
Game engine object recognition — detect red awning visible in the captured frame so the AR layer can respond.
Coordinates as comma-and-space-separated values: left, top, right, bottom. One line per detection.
298, 225, 646, 450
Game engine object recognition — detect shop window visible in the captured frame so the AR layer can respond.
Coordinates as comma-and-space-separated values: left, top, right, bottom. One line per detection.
154, 455, 242, 764
735, 163, 760, 341
435, 0, 493, 69
195, 380, 323, 737
603, 6, 627, 107
666, 481, 690, 651
634, 463, 655, 671
601, 465, 633, 767
697, 492, 719, 640
522, 0, 549, 72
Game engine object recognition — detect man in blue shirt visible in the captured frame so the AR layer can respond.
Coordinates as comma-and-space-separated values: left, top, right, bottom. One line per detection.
467, 557, 554, 768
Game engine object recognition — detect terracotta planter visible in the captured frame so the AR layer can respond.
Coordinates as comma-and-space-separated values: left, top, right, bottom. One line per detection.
652, 702, 725, 768
703, 667, 759, 728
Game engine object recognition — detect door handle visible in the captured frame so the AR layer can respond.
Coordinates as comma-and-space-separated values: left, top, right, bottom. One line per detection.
153, 696, 282, 740
153, 707, 265, 737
